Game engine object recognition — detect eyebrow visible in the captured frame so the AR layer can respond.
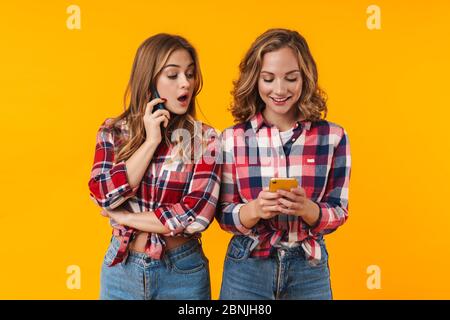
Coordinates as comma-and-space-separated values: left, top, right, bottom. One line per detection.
260, 70, 301, 76
162, 62, 195, 70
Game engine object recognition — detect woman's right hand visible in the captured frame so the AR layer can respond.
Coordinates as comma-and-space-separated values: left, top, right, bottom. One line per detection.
239, 187, 282, 229
143, 98, 171, 145
253, 187, 282, 220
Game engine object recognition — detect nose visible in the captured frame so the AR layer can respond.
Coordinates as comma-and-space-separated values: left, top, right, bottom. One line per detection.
274, 79, 287, 96
179, 74, 191, 90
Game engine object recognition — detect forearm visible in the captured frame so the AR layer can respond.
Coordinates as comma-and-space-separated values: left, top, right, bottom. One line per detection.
301, 199, 320, 227
239, 200, 261, 229
122, 211, 171, 234
125, 141, 158, 188
311, 201, 348, 234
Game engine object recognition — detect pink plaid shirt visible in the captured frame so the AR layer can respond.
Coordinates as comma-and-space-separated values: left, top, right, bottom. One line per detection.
89, 118, 221, 266
217, 112, 351, 265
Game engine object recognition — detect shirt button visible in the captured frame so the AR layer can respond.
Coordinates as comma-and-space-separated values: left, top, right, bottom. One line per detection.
187, 217, 194, 223
291, 138, 296, 142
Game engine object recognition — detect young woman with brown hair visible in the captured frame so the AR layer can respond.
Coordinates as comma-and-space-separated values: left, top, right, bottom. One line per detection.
88, 34, 220, 300
218, 28, 351, 300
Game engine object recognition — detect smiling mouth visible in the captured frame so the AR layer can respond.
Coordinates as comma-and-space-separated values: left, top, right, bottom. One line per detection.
270, 96, 291, 103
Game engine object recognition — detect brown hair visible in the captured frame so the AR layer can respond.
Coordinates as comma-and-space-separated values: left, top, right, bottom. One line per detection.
230, 28, 327, 123
109, 33, 203, 163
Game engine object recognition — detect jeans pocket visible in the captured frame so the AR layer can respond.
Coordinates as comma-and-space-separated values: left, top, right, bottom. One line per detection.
309, 243, 329, 268
225, 235, 254, 262
171, 247, 207, 274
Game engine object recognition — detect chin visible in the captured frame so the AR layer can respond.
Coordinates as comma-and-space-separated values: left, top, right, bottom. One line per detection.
164, 103, 186, 115
167, 107, 188, 115
267, 104, 296, 114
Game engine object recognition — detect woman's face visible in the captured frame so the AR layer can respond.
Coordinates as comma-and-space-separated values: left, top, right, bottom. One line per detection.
155, 49, 196, 115
258, 47, 303, 117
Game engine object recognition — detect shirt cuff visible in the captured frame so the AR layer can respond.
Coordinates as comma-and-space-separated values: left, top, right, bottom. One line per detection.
307, 202, 325, 234
234, 203, 254, 235
105, 162, 138, 200
154, 204, 194, 236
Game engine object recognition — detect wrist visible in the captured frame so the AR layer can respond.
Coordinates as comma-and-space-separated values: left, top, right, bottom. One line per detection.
249, 200, 262, 220
239, 202, 259, 230
114, 212, 131, 226
143, 139, 159, 150
303, 200, 320, 226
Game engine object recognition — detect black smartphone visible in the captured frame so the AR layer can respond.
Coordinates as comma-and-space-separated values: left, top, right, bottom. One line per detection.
151, 87, 166, 112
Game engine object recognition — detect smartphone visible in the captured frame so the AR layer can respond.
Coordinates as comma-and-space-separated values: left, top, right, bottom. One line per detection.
151, 87, 166, 112
269, 177, 298, 192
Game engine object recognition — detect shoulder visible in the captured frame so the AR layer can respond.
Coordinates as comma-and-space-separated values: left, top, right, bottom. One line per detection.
200, 122, 220, 137
219, 122, 250, 153
310, 120, 346, 135
96, 117, 129, 141
221, 121, 248, 137
196, 122, 221, 146
309, 120, 348, 146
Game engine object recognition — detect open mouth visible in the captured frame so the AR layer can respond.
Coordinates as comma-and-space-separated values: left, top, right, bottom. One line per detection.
177, 94, 189, 102
270, 96, 291, 103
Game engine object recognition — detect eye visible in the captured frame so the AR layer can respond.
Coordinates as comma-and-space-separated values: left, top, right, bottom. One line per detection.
186, 72, 195, 79
167, 74, 177, 79
286, 78, 298, 82
262, 78, 274, 83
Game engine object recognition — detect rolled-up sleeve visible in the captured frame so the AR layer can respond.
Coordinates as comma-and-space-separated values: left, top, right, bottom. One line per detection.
154, 129, 222, 236
308, 128, 351, 236
88, 120, 138, 210
216, 130, 253, 236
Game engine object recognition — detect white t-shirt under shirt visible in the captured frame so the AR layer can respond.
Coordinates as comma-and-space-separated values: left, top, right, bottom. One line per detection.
277, 127, 301, 249
279, 127, 294, 145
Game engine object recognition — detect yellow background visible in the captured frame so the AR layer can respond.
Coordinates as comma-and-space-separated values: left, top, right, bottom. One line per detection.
1, 0, 449, 299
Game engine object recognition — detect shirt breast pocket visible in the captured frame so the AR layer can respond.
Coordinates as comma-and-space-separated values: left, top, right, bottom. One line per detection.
157, 170, 193, 205
301, 155, 330, 200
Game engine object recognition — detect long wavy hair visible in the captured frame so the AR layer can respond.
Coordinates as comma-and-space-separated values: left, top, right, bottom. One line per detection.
230, 28, 327, 123
108, 34, 203, 163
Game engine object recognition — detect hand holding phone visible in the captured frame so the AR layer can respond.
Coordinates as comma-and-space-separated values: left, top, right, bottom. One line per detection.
151, 87, 166, 112
143, 88, 170, 145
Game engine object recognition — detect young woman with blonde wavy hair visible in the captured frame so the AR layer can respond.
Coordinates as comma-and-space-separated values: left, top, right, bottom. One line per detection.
217, 28, 351, 300
88, 34, 220, 300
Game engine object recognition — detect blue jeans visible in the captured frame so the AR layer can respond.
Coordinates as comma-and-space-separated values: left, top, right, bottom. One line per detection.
220, 235, 332, 300
100, 236, 211, 300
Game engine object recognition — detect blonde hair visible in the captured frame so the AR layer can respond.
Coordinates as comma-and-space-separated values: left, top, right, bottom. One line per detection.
108, 33, 203, 163
230, 28, 327, 123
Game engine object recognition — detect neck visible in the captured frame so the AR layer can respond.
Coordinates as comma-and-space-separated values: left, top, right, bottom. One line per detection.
262, 107, 300, 131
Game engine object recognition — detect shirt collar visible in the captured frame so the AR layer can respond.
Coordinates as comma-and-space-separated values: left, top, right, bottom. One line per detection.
250, 111, 312, 133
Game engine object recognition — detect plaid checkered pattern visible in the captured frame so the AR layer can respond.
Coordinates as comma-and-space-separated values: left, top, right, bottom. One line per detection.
217, 112, 351, 265
89, 118, 221, 266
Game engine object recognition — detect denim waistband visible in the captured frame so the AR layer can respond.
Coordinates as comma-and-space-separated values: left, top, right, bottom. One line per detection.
272, 238, 326, 259
273, 244, 305, 258
108, 236, 202, 267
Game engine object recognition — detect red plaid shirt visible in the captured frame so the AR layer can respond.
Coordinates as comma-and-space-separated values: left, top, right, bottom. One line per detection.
217, 112, 351, 265
89, 118, 221, 266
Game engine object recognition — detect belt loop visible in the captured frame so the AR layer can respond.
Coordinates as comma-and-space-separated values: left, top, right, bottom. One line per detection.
120, 228, 134, 265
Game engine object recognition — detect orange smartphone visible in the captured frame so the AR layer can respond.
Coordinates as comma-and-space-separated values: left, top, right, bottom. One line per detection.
269, 178, 298, 192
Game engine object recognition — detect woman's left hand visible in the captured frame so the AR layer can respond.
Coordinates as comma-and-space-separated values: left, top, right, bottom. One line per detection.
100, 209, 129, 225
276, 187, 310, 217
